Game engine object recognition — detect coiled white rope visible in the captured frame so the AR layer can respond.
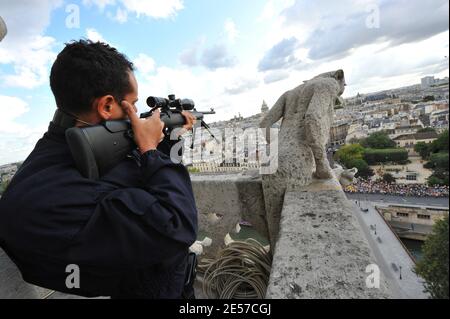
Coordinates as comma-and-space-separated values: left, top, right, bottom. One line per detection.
197, 239, 272, 299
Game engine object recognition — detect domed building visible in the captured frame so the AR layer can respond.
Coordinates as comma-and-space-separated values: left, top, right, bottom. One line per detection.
261, 100, 269, 114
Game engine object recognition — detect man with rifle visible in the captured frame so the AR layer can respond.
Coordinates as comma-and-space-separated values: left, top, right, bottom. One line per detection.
0, 40, 200, 299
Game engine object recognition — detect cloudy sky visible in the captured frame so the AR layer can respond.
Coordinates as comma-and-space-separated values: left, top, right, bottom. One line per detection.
0, 0, 449, 164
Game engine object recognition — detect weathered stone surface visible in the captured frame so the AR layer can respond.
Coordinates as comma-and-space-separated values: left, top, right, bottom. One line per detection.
260, 70, 347, 245
190, 173, 268, 257
0, 16, 7, 42
265, 178, 391, 299
0, 248, 53, 299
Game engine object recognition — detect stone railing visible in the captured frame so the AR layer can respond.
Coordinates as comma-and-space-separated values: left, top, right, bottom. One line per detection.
264, 177, 391, 298
190, 172, 269, 256
0, 172, 391, 299
192, 172, 390, 299
0, 248, 54, 299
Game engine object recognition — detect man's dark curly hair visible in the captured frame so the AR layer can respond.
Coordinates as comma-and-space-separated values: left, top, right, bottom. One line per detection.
50, 39, 135, 115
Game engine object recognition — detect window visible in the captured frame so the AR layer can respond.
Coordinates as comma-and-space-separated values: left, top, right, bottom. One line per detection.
406, 175, 417, 181
417, 214, 431, 220
397, 212, 409, 218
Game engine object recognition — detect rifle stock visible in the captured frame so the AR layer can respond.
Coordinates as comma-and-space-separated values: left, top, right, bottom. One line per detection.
66, 110, 214, 180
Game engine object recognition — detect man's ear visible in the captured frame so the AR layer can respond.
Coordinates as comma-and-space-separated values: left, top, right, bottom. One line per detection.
334, 69, 344, 80
95, 95, 115, 121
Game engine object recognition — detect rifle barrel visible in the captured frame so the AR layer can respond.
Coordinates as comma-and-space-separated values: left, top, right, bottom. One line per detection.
197, 111, 216, 115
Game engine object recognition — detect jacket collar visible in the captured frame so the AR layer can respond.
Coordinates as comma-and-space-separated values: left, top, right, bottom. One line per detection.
45, 121, 68, 144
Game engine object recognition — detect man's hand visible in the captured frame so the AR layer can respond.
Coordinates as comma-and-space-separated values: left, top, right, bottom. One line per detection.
174, 111, 197, 138
182, 111, 197, 131
121, 100, 165, 154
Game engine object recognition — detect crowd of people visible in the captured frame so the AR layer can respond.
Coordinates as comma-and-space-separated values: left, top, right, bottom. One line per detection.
345, 179, 449, 198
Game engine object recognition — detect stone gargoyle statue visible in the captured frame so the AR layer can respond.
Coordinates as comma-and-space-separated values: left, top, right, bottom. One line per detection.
260, 69, 346, 245
333, 164, 358, 188
0, 16, 7, 42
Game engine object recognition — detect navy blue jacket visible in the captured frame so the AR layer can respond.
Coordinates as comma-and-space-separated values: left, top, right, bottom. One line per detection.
0, 122, 198, 298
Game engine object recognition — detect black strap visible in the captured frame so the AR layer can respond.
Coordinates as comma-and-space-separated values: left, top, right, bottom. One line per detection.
182, 252, 197, 299
52, 109, 77, 129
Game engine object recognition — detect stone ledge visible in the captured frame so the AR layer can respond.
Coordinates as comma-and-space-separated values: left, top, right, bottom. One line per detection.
265, 179, 392, 299
191, 173, 268, 257
0, 249, 53, 299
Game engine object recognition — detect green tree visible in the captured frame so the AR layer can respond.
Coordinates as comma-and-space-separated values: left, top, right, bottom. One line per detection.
428, 168, 449, 186
335, 144, 374, 179
335, 144, 365, 166
430, 130, 449, 153
346, 158, 374, 179
361, 132, 396, 149
415, 216, 449, 299
428, 176, 447, 186
428, 152, 449, 170
415, 142, 431, 159
423, 130, 449, 186
0, 179, 10, 195
348, 137, 363, 145
187, 167, 200, 174
364, 148, 409, 165
417, 127, 437, 133
423, 95, 436, 102
382, 173, 396, 184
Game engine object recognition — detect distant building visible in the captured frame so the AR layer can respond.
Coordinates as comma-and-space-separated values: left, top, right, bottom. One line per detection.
421, 76, 449, 89
345, 123, 369, 143
261, 100, 269, 114
364, 93, 390, 102
393, 131, 439, 155
430, 109, 449, 126
421, 76, 436, 89
393, 124, 424, 137
379, 205, 449, 241
329, 122, 350, 147
418, 114, 431, 127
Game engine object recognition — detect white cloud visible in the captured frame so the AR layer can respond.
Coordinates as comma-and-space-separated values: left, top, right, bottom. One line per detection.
133, 53, 156, 75
258, 0, 295, 22
179, 36, 239, 71
201, 44, 237, 70
121, 0, 184, 19
0, 128, 46, 165
135, 60, 298, 123
255, 0, 449, 100
224, 77, 260, 95
82, 0, 116, 11
0, 95, 46, 165
86, 28, 107, 43
258, 37, 302, 71
179, 46, 199, 67
0, 1, 60, 163
2, 36, 57, 88
0, 95, 29, 133
224, 18, 239, 43
0, 0, 61, 89
281, 0, 449, 61
264, 70, 290, 84
114, 7, 128, 23
341, 31, 450, 95
84, 0, 184, 20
